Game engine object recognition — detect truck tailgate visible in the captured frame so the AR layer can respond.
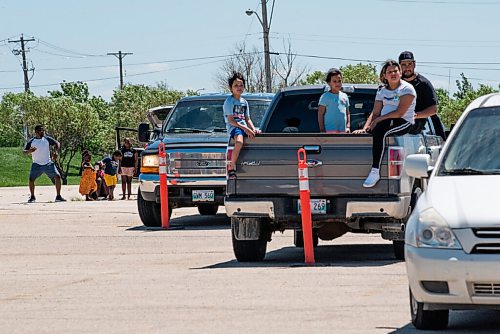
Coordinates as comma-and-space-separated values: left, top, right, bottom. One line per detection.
229, 134, 401, 197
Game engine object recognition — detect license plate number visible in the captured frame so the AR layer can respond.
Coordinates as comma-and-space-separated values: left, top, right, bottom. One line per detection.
297, 199, 327, 214
192, 190, 215, 202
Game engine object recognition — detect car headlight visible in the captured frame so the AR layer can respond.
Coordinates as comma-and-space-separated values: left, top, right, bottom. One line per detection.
416, 207, 462, 249
142, 154, 159, 167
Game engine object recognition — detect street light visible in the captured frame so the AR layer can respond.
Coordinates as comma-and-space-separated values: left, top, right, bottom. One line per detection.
246, 6, 272, 93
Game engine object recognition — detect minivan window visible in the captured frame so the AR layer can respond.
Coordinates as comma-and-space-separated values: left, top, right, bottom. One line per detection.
438, 106, 500, 175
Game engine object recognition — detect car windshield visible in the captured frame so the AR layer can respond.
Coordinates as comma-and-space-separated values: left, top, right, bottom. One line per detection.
438, 106, 500, 176
164, 98, 271, 133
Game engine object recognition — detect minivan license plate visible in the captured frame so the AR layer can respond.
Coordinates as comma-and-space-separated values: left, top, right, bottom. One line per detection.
192, 190, 215, 202
297, 199, 327, 214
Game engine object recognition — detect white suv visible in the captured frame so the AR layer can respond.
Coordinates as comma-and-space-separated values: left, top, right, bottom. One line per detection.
404, 93, 500, 330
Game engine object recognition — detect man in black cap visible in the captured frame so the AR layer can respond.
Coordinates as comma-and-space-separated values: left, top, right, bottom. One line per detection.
399, 51, 446, 140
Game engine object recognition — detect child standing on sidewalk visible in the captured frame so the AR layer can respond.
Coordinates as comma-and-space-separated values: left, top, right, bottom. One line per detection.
100, 150, 122, 200
318, 68, 351, 133
79, 151, 98, 201
223, 72, 260, 179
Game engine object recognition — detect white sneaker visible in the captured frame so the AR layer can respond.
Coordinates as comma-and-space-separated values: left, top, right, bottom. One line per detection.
363, 168, 380, 188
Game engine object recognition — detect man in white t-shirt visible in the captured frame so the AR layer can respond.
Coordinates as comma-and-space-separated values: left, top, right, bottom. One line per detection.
23, 124, 66, 203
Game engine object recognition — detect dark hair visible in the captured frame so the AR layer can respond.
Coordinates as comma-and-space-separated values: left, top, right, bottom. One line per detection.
228, 71, 245, 87
285, 117, 301, 127
34, 124, 44, 132
379, 60, 401, 86
82, 149, 90, 157
325, 68, 342, 83
112, 150, 122, 157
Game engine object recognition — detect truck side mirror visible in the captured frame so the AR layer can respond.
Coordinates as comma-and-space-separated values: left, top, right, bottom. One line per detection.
138, 123, 150, 142
405, 154, 432, 179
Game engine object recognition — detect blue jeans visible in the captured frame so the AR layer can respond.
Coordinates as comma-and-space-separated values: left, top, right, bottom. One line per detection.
29, 162, 60, 181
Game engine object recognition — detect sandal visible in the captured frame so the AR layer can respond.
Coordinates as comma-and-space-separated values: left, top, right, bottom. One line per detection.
227, 169, 237, 179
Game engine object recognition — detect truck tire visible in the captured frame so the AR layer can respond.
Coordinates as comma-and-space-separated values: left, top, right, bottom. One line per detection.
393, 240, 405, 260
293, 229, 319, 248
410, 289, 449, 330
231, 218, 267, 262
197, 203, 219, 215
137, 188, 171, 227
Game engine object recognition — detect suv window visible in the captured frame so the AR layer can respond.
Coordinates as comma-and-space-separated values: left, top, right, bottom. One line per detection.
265, 92, 375, 133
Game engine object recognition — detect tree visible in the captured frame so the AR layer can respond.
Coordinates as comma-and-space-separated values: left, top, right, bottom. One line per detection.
110, 84, 184, 129
300, 63, 379, 86
0, 92, 31, 147
215, 41, 308, 92
22, 95, 101, 183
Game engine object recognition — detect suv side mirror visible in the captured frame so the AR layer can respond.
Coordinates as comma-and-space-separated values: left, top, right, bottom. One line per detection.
138, 123, 150, 142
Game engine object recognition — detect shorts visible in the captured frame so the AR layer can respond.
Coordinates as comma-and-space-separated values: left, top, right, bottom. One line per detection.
103, 173, 118, 187
120, 167, 135, 177
29, 162, 60, 181
230, 127, 246, 139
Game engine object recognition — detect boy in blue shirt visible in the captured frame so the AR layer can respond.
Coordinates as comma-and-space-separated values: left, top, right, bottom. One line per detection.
318, 68, 350, 133
223, 72, 259, 179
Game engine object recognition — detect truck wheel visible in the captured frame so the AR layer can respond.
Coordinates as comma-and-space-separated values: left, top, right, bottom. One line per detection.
197, 203, 219, 215
137, 189, 171, 227
293, 229, 319, 248
231, 218, 267, 262
410, 289, 449, 330
393, 240, 405, 260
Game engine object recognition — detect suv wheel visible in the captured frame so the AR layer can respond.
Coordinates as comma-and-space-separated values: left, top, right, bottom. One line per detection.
410, 289, 449, 330
137, 189, 171, 227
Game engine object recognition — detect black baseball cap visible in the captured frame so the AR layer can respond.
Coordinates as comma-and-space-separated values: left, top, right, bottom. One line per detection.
399, 51, 415, 63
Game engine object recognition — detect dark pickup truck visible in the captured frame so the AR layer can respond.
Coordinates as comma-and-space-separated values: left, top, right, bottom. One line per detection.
224, 84, 444, 261
136, 93, 273, 227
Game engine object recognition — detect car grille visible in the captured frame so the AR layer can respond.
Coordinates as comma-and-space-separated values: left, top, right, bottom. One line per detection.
473, 283, 500, 296
469, 228, 500, 254
168, 152, 226, 177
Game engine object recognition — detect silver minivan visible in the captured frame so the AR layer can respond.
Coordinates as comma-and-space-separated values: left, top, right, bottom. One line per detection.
404, 93, 500, 330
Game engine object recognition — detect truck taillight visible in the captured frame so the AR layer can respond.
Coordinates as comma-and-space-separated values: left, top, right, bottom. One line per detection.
226, 147, 233, 173
388, 146, 404, 178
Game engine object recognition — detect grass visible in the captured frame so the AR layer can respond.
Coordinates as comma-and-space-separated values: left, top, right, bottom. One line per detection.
0, 147, 84, 187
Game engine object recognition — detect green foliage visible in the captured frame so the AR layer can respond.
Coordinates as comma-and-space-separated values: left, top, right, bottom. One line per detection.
299, 71, 325, 85
48, 81, 90, 103
110, 84, 184, 129
299, 64, 379, 86
436, 74, 499, 128
0, 92, 31, 146
340, 63, 379, 84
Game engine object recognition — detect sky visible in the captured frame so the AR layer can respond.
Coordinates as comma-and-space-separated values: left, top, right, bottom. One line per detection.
1, 0, 500, 101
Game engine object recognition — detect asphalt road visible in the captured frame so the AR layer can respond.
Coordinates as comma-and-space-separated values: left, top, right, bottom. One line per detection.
1, 185, 499, 334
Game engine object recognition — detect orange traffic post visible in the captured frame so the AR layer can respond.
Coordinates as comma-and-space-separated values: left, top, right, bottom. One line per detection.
158, 142, 170, 229
297, 148, 315, 265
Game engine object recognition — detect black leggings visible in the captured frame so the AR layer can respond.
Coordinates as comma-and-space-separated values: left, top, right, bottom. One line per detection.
371, 118, 412, 169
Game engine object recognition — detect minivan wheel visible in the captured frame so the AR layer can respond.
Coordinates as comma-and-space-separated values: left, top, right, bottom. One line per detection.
410, 289, 449, 330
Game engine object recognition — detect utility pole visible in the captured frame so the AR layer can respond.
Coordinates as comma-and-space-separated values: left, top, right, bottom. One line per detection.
9, 34, 35, 92
246, 1, 273, 92
107, 50, 133, 89
260, 0, 272, 93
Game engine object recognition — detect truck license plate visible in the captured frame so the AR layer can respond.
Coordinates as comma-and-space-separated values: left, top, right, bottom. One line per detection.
298, 199, 327, 214
192, 190, 215, 202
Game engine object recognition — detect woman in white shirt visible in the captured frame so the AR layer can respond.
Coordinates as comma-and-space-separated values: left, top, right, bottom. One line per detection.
354, 60, 416, 188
